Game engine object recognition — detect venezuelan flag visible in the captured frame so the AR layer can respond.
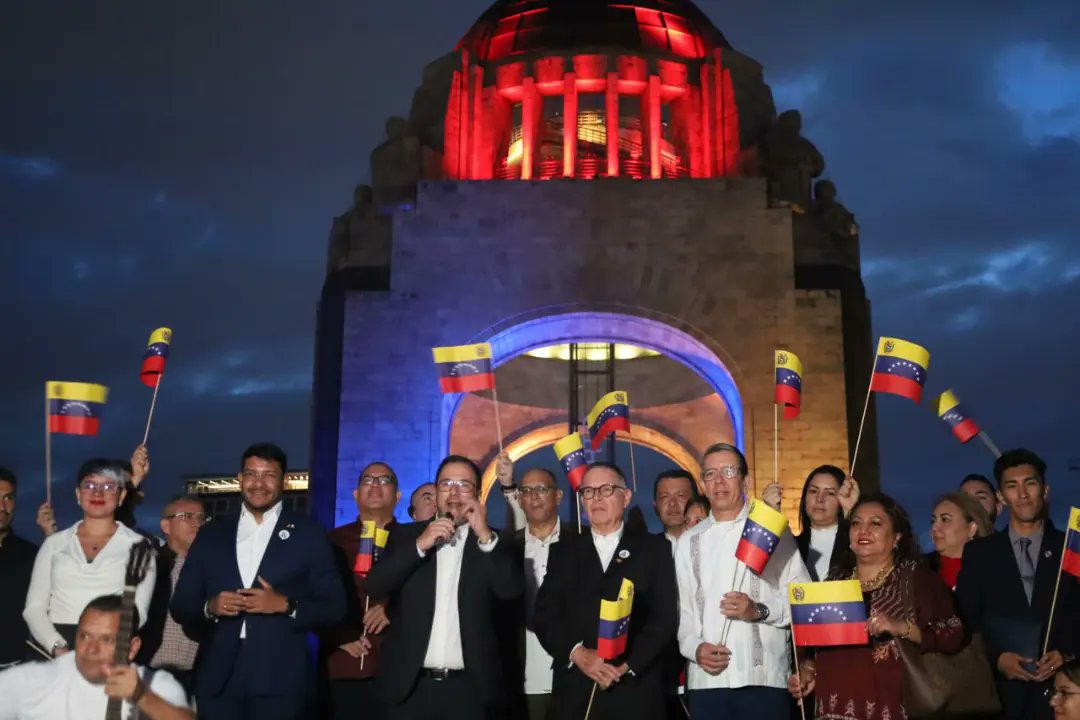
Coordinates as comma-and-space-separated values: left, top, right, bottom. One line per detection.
140, 327, 172, 387
870, 337, 930, 403
790, 580, 868, 647
597, 578, 634, 660
353, 520, 390, 576
553, 432, 588, 491
933, 389, 980, 444
586, 391, 630, 450
774, 349, 803, 420
1064, 507, 1080, 580
46, 382, 108, 436
432, 343, 496, 394
735, 499, 789, 575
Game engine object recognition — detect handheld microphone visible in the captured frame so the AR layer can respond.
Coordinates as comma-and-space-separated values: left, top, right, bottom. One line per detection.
433, 511, 454, 549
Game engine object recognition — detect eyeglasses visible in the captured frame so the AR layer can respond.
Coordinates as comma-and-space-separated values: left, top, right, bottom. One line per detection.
164, 512, 211, 524
1046, 687, 1080, 701
702, 466, 741, 482
519, 485, 556, 496
359, 474, 395, 487
79, 481, 121, 494
437, 479, 476, 493
241, 470, 281, 481
580, 484, 625, 500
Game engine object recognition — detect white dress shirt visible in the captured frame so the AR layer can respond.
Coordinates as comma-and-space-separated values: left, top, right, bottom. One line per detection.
420, 524, 499, 669
23, 521, 156, 651
592, 524, 624, 572
664, 532, 679, 556
236, 501, 282, 639
0, 652, 189, 720
524, 523, 561, 694
675, 503, 810, 691
808, 524, 839, 580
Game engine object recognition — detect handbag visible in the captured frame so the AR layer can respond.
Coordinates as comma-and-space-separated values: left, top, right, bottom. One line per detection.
940, 633, 1001, 715
897, 638, 951, 718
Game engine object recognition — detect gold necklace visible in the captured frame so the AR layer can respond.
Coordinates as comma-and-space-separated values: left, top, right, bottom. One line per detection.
853, 559, 895, 592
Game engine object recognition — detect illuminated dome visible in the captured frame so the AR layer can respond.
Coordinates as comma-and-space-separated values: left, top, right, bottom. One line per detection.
457, 0, 730, 62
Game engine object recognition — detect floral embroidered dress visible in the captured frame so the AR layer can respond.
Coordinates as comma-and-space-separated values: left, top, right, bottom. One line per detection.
812, 560, 964, 720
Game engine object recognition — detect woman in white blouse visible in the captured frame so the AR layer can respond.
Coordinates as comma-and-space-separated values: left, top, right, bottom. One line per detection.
791, 464, 860, 581
23, 458, 155, 657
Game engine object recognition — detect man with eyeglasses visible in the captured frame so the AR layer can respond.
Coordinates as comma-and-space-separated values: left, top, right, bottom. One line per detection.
171, 443, 345, 719
365, 454, 523, 720
136, 495, 209, 697
534, 462, 678, 719
320, 462, 401, 720
674, 443, 809, 718
0, 466, 38, 667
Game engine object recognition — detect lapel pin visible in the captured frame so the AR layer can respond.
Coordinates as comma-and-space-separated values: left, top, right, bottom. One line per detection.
278, 529, 291, 540
1045, 550, 1052, 559
618, 549, 630, 560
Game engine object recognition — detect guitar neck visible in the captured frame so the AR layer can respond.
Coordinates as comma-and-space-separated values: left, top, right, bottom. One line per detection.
104, 586, 138, 720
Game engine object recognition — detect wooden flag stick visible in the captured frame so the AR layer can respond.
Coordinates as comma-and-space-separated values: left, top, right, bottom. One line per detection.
359, 596, 371, 671
584, 681, 599, 720
142, 375, 162, 446
791, 626, 809, 720
25, 639, 52, 661
977, 431, 1002, 459
773, 403, 780, 488
720, 563, 749, 647
44, 385, 52, 507
1042, 533, 1068, 656
849, 367, 876, 476
626, 431, 638, 493
490, 386, 505, 454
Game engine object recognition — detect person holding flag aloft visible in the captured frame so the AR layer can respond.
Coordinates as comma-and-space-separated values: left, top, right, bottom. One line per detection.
674, 442, 810, 717
534, 462, 677, 720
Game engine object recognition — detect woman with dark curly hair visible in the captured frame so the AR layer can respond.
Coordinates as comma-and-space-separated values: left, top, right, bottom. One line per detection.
787, 494, 965, 720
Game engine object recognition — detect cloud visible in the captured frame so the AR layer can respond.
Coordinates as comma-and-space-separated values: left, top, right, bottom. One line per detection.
0, 153, 61, 180
997, 42, 1080, 144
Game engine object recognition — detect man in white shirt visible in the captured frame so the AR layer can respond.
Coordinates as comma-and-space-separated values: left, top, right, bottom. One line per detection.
675, 442, 809, 717
0, 594, 192, 719
365, 454, 523, 720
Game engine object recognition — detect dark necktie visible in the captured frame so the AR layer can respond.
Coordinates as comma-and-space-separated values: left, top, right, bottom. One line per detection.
1018, 537, 1035, 604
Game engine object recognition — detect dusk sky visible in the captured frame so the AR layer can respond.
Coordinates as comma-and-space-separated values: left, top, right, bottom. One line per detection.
3, 1, 1079, 541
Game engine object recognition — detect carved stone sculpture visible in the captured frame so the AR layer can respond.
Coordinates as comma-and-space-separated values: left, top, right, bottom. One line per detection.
812, 179, 858, 239
763, 109, 825, 211
371, 117, 421, 211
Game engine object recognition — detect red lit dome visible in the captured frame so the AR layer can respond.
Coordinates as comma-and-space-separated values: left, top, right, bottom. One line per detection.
457, 0, 730, 62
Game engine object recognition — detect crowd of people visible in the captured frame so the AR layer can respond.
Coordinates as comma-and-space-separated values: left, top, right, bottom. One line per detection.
0, 441, 1078, 720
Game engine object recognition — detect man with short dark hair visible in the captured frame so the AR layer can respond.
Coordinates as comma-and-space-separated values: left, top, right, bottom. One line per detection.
171, 443, 346, 719
0, 594, 193, 719
960, 473, 1002, 524
956, 448, 1080, 720
366, 454, 523, 720
408, 483, 437, 522
654, 469, 697, 551
0, 467, 37, 667
535, 462, 678, 719
137, 495, 209, 695
321, 461, 402, 720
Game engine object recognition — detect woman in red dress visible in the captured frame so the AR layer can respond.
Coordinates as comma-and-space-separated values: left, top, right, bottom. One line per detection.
788, 494, 965, 720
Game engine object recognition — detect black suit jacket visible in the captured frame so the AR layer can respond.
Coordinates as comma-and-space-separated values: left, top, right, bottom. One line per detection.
534, 524, 678, 719
171, 508, 346, 698
955, 523, 1080, 720
364, 520, 524, 709
794, 517, 849, 581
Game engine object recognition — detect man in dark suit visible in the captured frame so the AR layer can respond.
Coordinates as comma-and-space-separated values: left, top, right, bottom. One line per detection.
0, 467, 38, 666
364, 454, 523, 720
956, 448, 1080, 720
534, 462, 678, 720
171, 443, 346, 720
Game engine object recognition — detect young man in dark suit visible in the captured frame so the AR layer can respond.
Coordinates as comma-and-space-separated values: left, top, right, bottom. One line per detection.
0, 468, 38, 667
534, 462, 678, 720
956, 448, 1080, 720
364, 454, 523, 720
171, 443, 346, 720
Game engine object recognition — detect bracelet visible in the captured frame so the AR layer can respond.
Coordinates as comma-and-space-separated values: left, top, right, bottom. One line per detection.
898, 619, 913, 639
129, 678, 147, 705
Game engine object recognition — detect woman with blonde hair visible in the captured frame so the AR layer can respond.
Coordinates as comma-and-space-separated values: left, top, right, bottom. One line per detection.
925, 491, 993, 590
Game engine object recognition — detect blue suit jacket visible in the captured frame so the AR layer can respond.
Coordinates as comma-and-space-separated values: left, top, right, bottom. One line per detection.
171, 507, 346, 698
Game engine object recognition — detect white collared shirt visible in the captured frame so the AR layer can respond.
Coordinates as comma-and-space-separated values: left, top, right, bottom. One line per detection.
592, 523, 624, 572
664, 531, 679, 556
421, 524, 499, 669
236, 501, 282, 638
675, 503, 810, 691
23, 521, 156, 651
524, 523, 561, 694
808, 524, 839, 581
0, 652, 189, 720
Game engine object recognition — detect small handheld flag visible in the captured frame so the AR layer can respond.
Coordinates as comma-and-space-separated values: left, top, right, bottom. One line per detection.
554, 432, 588, 491
597, 578, 634, 659
432, 343, 496, 394
46, 382, 109, 436
353, 520, 390, 576
735, 499, 789, 575
774, 350, 803, 419
790, 580, 869, 647
140, 327, 172, 387
586, 391, 630, 450
1064, 507, 1080, 580
932, 389, 980, 444
869, 337, 930, 403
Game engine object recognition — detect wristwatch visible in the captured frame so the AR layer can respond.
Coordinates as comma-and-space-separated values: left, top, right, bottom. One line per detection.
755, 603, 770, 622
285, 597, 299, 617
51, 640, 68, 656
499, 483, 518, 493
